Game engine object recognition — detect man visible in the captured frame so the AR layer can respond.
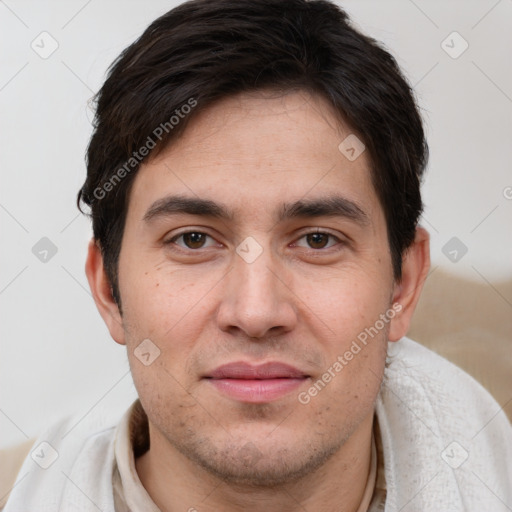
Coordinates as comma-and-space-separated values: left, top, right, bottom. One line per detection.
3, 0, 511, 510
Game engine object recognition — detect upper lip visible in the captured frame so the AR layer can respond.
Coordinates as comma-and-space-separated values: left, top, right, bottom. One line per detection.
206, 362, 308, 379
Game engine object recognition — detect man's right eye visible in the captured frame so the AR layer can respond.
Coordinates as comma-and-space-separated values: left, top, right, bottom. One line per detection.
164, 231, 218, 250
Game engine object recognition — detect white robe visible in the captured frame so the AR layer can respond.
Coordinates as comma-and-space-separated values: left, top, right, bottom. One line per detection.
4, 337, 512, 511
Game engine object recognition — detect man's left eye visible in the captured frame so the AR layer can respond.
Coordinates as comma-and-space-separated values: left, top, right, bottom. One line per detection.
295, 232, 340, 250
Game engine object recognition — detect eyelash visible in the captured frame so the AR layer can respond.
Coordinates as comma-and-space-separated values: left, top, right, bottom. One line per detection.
163, 229, 345, 252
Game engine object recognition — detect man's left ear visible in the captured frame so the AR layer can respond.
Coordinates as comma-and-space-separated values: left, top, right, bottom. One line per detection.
388, 226, 430, 342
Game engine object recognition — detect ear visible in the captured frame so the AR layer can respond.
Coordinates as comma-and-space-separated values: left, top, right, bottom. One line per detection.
388, 226, 430, 342
85, 238, 126, 345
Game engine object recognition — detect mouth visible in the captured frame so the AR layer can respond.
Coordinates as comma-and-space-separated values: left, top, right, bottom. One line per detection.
203, 362, 310, 403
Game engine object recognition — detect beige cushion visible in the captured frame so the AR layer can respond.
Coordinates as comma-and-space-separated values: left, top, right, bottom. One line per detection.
409, 268, 512, 423
0, 438, 35, 509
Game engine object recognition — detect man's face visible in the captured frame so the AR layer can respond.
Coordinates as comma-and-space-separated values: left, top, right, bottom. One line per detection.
116, 90, 397, 484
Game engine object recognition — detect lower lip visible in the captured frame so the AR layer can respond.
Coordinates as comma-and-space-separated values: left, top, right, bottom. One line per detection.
207, 378, 307, 403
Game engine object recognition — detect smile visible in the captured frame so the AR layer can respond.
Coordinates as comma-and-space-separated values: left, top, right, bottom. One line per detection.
204, 361, 310, 403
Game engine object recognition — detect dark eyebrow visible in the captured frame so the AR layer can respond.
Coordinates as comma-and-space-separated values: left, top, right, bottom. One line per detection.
278, 195, 370, 226
143, 195, 234, 223
142, 194, 369, 226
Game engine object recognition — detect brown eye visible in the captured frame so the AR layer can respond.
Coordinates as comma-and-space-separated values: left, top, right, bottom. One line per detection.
181, 232, 207, 249
165, 231, 217, 250
306, 232, 330, 249
294, 231, 342, 251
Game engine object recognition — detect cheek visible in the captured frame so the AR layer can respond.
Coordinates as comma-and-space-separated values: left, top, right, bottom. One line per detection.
122, 273, 205, 415
295, 268, 391, 405
296, 266, 392, 341
130, 356, 209, 439
302, 330, 388, 431
120, 261, 211, 339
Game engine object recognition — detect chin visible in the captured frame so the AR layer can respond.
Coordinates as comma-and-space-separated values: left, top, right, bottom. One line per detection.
170, 427, 346, 488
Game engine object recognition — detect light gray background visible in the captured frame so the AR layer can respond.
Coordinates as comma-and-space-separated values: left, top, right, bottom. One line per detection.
1, 0, 511, 448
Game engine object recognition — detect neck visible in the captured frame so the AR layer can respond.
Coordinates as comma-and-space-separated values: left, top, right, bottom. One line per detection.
135, 412, 374, 512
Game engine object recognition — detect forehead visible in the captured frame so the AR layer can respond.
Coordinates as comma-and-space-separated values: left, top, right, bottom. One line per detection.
126, 90, 381, 226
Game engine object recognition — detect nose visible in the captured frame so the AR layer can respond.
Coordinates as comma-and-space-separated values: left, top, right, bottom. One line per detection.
215, 241, 298, 340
